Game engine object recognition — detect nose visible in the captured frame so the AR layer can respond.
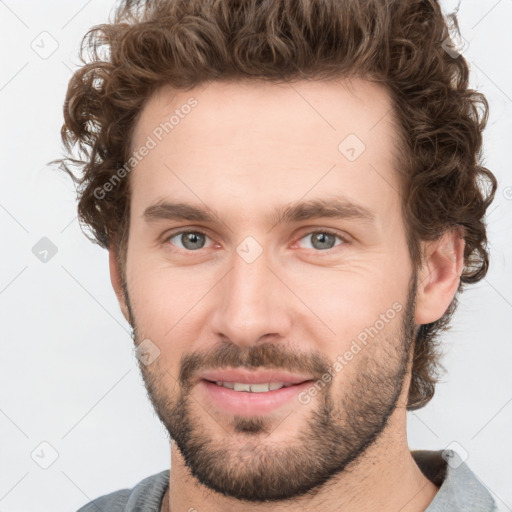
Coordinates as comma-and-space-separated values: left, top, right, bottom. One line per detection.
209, 246, 292, 347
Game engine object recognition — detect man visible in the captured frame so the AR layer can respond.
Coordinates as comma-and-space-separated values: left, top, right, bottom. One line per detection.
56, 0, 498, 510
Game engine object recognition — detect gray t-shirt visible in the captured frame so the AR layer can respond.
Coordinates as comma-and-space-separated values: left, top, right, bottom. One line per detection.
76, 450, 497, 511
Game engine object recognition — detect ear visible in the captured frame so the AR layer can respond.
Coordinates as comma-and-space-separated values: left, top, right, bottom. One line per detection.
415, 227, 465, 325
109, 246, 131, 325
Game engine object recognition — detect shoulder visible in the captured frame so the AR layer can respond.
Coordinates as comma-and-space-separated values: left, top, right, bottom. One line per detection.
412, 449, 497, 512
76, 470, 169, 512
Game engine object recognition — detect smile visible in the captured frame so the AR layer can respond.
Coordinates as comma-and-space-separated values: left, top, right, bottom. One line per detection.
212, 381, 295, 392
199, 379, 314, 415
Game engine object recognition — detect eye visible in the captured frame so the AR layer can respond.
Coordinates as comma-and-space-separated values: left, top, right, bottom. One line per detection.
296, 230, 346, 251
166, 230, 214, 251
164, 229, 346, 253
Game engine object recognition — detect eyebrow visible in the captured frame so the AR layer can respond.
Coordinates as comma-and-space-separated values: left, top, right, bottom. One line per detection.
143, 197, 376, 227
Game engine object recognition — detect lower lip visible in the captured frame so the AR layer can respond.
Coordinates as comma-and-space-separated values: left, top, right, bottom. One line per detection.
199, 380, 314, 416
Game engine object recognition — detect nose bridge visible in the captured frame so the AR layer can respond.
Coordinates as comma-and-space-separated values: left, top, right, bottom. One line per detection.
210, 242, 290, 345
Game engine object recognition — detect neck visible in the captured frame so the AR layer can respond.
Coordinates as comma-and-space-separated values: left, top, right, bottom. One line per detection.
164, 408, 439, 512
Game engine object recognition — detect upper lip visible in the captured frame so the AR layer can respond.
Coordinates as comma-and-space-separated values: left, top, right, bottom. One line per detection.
198, 369, 314, 385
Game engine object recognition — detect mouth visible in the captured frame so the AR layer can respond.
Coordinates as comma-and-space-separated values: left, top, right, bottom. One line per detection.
198, 378, 315, 416
205, 379, 308, 392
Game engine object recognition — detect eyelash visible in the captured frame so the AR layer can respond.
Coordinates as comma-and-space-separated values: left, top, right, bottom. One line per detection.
163, 228, 348, 254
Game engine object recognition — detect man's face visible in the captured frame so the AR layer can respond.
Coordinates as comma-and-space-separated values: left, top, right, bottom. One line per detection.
120, 79, 418, 501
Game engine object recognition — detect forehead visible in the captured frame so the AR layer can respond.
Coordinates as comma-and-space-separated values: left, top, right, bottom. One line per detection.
129, 78, 401, 221
132, 78, 396, 150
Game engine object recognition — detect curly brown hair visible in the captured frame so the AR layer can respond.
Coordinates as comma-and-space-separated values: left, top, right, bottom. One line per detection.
53, 0, 497, 410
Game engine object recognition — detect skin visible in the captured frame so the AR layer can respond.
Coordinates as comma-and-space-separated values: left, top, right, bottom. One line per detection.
109, 78, 465, 512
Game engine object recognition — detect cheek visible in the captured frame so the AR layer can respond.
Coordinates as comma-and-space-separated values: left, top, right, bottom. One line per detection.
283, 259, 408, 340
127, 260, 209, 346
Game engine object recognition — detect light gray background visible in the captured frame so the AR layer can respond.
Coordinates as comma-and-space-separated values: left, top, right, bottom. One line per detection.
1, 1, 511, 510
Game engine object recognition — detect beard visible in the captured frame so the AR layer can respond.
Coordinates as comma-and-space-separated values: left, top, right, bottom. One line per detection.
123, 272, 417, 503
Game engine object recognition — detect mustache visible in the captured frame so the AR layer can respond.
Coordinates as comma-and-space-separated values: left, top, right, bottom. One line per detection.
178, 340, 332, 390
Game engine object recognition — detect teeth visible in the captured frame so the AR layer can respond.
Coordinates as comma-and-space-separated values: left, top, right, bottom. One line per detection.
214, 381, 290, 392
247, 383, 274, 393
233, 382, 252, 392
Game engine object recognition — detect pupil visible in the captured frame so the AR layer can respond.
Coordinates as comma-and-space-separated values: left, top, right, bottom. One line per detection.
312, 233, 334, 250
183, 232, 204, 250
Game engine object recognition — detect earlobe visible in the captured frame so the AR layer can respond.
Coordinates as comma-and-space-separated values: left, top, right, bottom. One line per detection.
108, 246, 131, 324
414, 227, 465, 325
